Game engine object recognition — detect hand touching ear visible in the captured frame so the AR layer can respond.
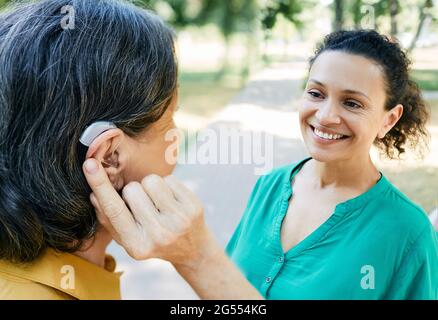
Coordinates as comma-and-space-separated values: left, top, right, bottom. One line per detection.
82, 158, 263, 299
86, 129, 125, 190
83, 158, 208, 265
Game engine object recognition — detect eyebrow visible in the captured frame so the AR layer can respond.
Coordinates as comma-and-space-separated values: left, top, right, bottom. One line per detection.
308, 79, 371, 102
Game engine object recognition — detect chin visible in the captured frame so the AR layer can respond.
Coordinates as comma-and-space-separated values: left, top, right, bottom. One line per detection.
308, 152, 335, 163
305, 144, 347, 163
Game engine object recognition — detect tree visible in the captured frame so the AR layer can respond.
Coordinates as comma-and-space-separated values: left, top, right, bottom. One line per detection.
389, 0, 399, 36
408, 0, 434, 52
351, 0, 363, 29
139, 0, 193, 28
333, 0, 344, 31
195, 0, 259, 79
261, 0, 303, 30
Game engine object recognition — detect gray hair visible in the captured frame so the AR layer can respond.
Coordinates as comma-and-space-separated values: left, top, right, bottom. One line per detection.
0, 0, 178, 263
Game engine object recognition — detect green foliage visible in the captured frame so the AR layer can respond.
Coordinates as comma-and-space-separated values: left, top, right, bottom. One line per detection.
0, 0, 11, 8
195, 0, 258, 37
411, 69, 438, 91
261, 0, 303, 30
137, 0, 193, 27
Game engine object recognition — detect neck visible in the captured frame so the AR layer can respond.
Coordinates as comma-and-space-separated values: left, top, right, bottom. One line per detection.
73, 227, 112, 268
309, 154, 380, 190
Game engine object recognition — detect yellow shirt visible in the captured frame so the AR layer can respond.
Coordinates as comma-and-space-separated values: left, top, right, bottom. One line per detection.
0, 248, 122, 300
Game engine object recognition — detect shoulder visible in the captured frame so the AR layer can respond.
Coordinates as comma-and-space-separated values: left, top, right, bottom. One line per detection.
370, 176, 436, 252
0, 270, 74, 300
380, 187, 438, 298
378, 179, 429, 228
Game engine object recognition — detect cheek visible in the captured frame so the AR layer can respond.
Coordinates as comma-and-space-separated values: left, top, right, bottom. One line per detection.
150, 122, 179, 175
128, 130, 178, 181
339, 117, 382, 153
298, 99, 314, 123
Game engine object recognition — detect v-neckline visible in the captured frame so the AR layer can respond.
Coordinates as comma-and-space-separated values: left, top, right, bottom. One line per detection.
273, 157, 389, 259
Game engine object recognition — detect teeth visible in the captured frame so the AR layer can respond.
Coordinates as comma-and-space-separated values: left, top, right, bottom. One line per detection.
314, 128, 344, 140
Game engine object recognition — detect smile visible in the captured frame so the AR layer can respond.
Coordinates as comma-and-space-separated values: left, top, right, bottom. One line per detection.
309, 125, 350, 141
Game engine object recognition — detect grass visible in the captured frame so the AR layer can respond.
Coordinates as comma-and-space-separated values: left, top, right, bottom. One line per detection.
175, 70, 244, 159
178, 71, 242, 117
411, 69, 438, 91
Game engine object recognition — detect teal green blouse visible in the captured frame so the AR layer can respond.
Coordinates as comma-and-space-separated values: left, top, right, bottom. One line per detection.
226, 157, 438, 300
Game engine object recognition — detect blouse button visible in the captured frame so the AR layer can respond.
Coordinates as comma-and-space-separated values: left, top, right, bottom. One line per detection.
278, 256, 284, 263
266, 277, 271, 283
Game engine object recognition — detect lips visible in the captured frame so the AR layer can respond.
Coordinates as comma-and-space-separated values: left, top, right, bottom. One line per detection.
309, 124, 350, 141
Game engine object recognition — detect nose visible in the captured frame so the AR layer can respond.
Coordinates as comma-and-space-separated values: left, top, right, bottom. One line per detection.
315, 98, 341, 125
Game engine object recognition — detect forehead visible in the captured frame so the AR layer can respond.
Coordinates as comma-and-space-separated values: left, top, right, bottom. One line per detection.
309, 50, 386, 99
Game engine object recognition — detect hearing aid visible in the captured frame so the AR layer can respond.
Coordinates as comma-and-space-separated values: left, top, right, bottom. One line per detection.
79, 121, 117, 147
78, 121, 117, 163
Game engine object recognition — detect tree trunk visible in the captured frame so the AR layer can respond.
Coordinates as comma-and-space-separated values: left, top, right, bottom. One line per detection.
216, 35, 231, 81
408, 0, 433, 52
334, 0, 344, 31
353, 0, 362, 30
389, 0, 399, 36
241, 33, 255, 86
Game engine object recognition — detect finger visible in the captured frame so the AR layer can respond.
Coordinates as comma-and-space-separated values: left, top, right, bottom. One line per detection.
163, 175, 202, 208
96, 208, 121, 243
83, 158, 137, 242
140, 174, 179, 212
90, 193, 119, 241
122, 182, 160, 227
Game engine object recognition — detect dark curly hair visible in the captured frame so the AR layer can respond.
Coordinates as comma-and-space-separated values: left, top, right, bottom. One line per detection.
309, 29, 430, 159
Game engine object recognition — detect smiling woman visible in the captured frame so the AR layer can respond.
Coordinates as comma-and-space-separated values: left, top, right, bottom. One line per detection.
225, 30, 437, 299
303, 30, 429, 161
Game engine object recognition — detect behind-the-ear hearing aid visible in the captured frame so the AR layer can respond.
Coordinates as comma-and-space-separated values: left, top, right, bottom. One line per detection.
79, 121, 117, 147
78, 121, 117, 163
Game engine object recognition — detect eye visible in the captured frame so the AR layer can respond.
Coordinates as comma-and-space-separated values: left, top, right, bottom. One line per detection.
307, 90, 324, 99
344, 100, 362, 109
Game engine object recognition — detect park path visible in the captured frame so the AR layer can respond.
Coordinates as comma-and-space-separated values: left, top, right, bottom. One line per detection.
107, 61, 310, 299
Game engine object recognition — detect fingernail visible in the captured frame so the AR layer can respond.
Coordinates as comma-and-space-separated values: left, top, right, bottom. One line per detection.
84, 159, 99, 174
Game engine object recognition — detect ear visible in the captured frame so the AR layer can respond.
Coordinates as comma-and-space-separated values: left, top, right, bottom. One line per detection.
377, 104, 403, 139
85, 128, 126, 190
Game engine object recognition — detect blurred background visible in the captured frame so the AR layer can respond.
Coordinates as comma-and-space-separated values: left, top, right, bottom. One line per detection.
1, 0, 436, 298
